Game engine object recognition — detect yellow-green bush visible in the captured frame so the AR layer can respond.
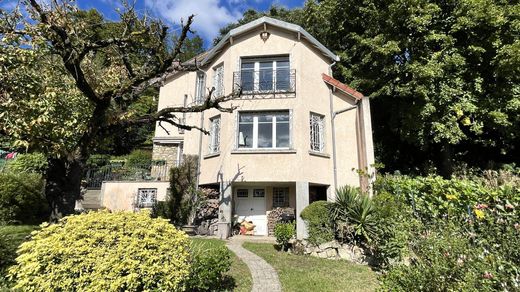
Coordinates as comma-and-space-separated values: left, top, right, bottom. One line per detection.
9, 211, 190, 291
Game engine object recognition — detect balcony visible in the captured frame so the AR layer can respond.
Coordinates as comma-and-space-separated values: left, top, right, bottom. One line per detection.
85, 161, 177, 189
233, 69, 296, 98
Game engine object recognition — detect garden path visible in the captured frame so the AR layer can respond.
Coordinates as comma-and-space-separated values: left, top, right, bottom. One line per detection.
226, 238, 282, 292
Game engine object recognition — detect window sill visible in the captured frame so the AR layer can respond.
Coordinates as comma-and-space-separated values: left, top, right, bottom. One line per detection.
203, 152, 220, 159
231, 149, 297, 154
309, 151, 330, 158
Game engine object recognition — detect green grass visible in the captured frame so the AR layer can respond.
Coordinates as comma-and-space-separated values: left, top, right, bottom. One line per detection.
191, 238, 252, 292
243, 242, 379, 292
0, 225, 39, 290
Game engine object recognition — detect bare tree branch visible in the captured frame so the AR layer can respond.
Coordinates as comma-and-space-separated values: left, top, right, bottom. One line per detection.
101, 15, 194, 101
103, 87, 240, 133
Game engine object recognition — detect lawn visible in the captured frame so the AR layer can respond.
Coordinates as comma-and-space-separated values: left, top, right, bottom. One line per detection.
0, 225, 39, 289
243, 242, 379, 292
191, 238, 252, 292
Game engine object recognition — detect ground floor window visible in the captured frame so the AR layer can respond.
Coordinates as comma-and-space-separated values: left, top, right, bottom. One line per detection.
273, 187, 289, 208
137, 188, 157, 208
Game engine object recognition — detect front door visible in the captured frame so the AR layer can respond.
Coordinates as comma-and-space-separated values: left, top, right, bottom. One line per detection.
234, 188, 267, 235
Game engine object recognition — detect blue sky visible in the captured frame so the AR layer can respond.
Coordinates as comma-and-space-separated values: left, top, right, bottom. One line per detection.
75, 0, 305, 46
0, 0, 305, 47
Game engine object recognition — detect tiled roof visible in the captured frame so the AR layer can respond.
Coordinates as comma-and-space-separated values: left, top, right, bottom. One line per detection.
322, 73, 363, 100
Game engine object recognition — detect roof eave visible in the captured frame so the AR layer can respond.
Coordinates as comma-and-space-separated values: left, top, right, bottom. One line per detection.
202, 16, 340, 65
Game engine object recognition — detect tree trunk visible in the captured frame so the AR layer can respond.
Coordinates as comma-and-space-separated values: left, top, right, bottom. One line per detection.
439, 142, 454, 179
45, 157, 85, 221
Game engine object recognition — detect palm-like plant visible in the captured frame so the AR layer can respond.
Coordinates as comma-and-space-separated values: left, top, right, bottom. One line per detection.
330, 186, 377, 244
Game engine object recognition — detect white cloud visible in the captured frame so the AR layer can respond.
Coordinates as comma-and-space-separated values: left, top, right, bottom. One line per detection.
145, 0, 242, 41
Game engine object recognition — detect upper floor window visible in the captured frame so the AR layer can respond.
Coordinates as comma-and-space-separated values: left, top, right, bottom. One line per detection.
238, 56, 293, 94
238, 111, 290, 149
310, 112, 325, 152
213, 64, 224, 97
195, 72, 205, 104
209, 115, 221, 154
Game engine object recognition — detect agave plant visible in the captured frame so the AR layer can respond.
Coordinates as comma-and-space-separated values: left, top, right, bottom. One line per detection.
330, 186, 378, 244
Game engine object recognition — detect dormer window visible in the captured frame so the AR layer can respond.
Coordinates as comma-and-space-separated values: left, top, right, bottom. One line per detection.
237, 56, 293, 95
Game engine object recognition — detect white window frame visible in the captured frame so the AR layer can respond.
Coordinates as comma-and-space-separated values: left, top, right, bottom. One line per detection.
137, 188, 157, 208
253, 189, 265, 198
237, 111, 290, 149
213, 63, 224, 97
209, 115, 221, 154
240, 56, 290, 92
195, 72, 206, 104
236, 189, 249, 198
273, 187, 289, 208
310, 112, 325, 152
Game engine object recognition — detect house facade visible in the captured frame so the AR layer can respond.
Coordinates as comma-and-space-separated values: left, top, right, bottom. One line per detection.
150, 17, 375, 238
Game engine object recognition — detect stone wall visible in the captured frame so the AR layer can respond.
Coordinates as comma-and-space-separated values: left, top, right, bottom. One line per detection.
290, 240, 374, 265
152, 143, 179, 167
267, 207, 295, 236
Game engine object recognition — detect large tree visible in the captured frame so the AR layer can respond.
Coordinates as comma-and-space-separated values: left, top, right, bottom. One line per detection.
220, 1, 519, 175
0, 0, 239, 220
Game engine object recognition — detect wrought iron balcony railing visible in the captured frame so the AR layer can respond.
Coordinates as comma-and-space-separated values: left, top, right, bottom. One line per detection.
233, 69, 296, 98
85, 161, 178, 189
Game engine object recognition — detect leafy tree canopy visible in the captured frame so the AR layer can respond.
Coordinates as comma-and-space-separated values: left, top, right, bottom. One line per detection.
219, 0, 520, 174
0, 0, 237, 219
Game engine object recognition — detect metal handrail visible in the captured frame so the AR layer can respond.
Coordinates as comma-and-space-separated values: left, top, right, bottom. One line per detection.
84, 161, 177, 189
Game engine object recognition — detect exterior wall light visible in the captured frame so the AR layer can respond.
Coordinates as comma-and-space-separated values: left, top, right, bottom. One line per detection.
260, 31, 270, 42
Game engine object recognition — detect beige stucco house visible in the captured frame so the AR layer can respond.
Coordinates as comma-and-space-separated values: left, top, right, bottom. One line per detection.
95, 17, 375, 239
153, 16, 375, 238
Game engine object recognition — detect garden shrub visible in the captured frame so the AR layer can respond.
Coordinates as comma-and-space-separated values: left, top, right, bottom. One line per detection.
300, 201, 334, 245
374, 174, 520, 222
125, 149, 152, 168
330, 186, 377, 245
5, 152, 47, 174
371, 192, 420, 267
374, 174, 520, 290
153, 155, 200, 226
379, 225, 493, 291
185, 243, 232, 291
9, 211, 190, 291
274, 221, 295, 251
0, 234, 10, 272
0, 172, 48, 224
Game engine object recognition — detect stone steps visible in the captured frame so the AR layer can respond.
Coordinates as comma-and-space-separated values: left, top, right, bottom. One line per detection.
81, 189, 102, 210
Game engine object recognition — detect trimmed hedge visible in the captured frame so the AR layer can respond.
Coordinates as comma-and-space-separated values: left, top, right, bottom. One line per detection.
9, 211, 190, 291
300, 201, 334, 245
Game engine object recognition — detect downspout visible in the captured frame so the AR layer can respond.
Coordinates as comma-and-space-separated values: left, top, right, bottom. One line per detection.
195, 111, 204, 189
195, 71, 206, 190
328, 62, 338, 192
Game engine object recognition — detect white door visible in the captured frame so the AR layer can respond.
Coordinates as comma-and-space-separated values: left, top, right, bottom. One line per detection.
235, 188, 267, 235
